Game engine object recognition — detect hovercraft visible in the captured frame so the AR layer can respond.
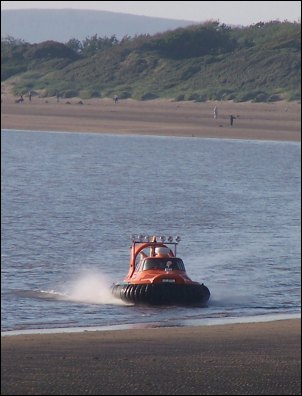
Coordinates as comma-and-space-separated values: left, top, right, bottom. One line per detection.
112, 235, 210, 306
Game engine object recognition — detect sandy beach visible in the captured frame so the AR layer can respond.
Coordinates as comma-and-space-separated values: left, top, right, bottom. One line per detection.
1, 319, 301, 395
1, 95, 301, 142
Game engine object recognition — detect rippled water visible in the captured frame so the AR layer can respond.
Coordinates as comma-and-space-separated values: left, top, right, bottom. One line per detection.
1, 130, 301, 333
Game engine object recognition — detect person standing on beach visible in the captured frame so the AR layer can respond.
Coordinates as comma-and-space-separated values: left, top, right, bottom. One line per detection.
229, 115, 236, 126
213, 106, 218, 119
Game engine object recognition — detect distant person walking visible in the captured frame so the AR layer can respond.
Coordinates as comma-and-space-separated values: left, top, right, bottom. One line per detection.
28, 91, 32, 101
56, 91, 60, 102
229, 115, 236, 126
213, 106, 218, 119
113, 95, 119, 104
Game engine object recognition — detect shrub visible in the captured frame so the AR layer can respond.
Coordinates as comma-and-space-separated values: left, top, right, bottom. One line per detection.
186, 93, 200, 101
286, 89, 301, 101
140, 92, 159, 100
252, 92, 270, 102
175, 94, 185, 101
119, 91, 132, 99
234, 90, 269, 102
62, 89, 79, 98
79, 89, 101, 99
267, 94, 281, 102
194, 94, 207, 102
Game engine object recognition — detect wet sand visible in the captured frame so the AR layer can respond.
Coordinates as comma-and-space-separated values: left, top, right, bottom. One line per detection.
1, 319, 301, 395
1, 95, 301, 142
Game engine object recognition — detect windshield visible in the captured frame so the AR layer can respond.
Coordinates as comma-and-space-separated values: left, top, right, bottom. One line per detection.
142, 258, 185, 271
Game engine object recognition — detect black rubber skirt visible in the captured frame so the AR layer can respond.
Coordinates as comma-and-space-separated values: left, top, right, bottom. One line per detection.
112, 283, 210, 306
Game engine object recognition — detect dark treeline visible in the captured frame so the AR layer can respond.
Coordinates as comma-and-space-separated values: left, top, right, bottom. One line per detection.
3, 20, 300, 58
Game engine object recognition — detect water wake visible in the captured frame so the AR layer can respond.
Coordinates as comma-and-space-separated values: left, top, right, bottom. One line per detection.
41, 270, 126, 305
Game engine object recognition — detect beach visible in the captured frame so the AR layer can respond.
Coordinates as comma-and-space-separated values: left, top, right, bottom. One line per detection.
1, 319, 301, 395
1, 95, 301, 142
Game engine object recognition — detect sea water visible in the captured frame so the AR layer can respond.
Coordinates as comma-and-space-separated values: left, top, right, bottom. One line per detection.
1, 130, 301, 333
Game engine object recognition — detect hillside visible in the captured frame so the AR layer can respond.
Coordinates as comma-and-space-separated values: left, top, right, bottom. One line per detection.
1, 9, 196, 43
1, 21, 301, 102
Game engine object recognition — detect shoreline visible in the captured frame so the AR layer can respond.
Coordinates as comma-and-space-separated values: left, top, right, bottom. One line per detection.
2, 318, 301, 395
1, 96, 301, 142
2, 312, 300, 337
2, 127, 301, 146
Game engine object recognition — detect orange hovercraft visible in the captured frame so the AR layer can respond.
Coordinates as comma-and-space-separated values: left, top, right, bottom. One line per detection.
112, 235, 210, 306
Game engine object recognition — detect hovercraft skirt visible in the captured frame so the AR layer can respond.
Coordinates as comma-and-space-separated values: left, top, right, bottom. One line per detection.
112, 283, 210, 306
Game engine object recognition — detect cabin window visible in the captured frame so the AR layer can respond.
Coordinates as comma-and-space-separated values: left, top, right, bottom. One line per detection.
142, 258, 185, 271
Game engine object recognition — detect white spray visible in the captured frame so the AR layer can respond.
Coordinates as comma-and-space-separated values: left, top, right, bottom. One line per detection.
55, 270, 127, 305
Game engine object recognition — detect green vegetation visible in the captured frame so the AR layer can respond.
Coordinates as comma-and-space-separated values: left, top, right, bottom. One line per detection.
1, 21, 301, 102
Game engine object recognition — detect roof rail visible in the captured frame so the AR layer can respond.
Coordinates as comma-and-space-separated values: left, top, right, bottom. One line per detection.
131, 235, 181, 244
